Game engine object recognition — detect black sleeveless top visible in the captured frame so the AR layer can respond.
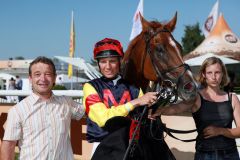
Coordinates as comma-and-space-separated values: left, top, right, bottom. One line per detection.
192, 93, 236, 151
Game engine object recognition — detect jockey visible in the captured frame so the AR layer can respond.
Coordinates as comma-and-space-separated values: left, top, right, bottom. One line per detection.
83, 38, 157, 160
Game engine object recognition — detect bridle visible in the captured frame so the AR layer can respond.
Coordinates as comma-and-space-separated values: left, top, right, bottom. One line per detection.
123, 28, 197, 160
141, 27, 192, 103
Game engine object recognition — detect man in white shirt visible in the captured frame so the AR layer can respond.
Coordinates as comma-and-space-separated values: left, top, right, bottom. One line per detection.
0, 56, 85, 160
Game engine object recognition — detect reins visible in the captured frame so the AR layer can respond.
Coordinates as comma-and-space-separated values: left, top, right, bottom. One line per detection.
144, 27, 197, 137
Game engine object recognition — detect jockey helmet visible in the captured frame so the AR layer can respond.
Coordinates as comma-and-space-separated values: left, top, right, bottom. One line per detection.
93, 38, 124, 59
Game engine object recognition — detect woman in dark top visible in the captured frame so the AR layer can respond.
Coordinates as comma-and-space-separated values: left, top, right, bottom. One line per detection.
151, 57, 240, 160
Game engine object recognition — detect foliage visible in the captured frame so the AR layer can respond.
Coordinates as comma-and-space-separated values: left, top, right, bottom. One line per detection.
15, 153, 19, 160
8, 56, 25, 60
181, 22, 205, 56
234, 87, 240, 94
52, 57, 60, 63
53, 84, 67, 90
90, 58, 98, 66
15, 56, 25, 60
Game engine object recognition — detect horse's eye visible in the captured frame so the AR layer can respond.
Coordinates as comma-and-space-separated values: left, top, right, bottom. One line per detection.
155, 45, 165, 54
154, 45, 166, 60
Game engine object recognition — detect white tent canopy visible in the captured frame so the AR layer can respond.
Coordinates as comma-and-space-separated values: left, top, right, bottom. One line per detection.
184, 14, 240, 61
185, 53, 239, 66
55, 56, 101, 80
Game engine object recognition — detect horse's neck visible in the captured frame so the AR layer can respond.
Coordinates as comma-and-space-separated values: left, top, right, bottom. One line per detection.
122, 38, 152, 90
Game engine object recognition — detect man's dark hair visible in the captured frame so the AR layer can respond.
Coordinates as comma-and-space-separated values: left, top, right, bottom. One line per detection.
29, 56, 56, 75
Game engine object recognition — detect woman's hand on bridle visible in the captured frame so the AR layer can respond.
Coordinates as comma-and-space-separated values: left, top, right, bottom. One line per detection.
148, 107, 164, 120
148, 109, 156, 120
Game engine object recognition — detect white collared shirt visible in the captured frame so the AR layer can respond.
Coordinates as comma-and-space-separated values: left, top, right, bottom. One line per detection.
3, 93, 85, 160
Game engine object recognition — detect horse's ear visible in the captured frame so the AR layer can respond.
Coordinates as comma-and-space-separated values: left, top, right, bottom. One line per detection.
165, 12, 177, 32
140, 13, 150, 31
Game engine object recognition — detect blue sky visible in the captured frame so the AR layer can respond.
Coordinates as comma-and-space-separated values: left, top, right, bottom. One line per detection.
0, 0, 239, 62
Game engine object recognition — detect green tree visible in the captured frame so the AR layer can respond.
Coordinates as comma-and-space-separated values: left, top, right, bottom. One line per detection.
181, 23, 204, 56
15, 56, 25, 60
90, 58, 98, 66
53, 84, 67, 90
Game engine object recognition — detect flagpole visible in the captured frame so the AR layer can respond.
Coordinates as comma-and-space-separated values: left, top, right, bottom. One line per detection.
70, 11, 74, 90
71, 69, 73, 90
68, 10, 75, 89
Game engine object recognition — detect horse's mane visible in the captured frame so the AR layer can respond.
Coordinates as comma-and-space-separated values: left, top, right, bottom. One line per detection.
123, 36, 139, 61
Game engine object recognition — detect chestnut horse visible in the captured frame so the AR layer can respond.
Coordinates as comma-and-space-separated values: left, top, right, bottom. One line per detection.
121, 13, 197, 160
122, 13, 197, 101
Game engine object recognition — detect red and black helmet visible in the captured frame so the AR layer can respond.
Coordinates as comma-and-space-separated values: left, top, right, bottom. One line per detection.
93, 38, 124, 59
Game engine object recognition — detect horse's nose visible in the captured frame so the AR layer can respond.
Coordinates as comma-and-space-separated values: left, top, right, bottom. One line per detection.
182, 70, 198, 91
183, 81, 196, 93
178, 81, 197, 101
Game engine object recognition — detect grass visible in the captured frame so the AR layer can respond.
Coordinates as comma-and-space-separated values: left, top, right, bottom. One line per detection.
233, 87, 240, 94
15, 153, 19, 160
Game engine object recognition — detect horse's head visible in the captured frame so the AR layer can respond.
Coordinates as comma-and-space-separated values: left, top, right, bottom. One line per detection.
122, 13, 197, 101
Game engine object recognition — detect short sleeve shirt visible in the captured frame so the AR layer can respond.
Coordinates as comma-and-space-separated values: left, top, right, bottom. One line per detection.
3, 93, 85, 160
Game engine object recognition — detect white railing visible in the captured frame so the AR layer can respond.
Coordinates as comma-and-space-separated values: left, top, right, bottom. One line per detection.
0, 90, 239, 102
0, 90, 83, 96
0, 90, 83, 103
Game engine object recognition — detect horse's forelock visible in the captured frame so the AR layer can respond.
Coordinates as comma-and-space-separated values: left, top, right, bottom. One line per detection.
147, 21, 163, 30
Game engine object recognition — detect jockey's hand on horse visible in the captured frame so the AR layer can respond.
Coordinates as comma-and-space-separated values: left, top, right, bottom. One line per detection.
130, 92, 158, 108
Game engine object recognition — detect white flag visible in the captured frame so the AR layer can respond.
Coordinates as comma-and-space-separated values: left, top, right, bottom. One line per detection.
202, 0, 219, 37
129, 0, 143, 41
